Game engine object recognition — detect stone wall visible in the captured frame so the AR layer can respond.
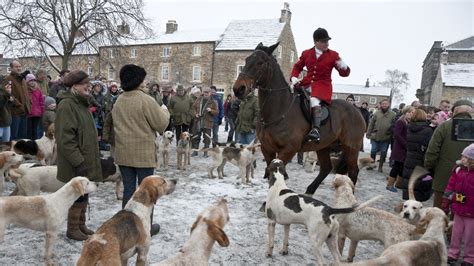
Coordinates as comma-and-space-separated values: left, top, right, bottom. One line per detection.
333, 92, 390, 109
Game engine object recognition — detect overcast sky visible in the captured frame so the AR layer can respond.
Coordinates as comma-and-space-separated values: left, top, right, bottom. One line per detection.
144, 0, 472, 104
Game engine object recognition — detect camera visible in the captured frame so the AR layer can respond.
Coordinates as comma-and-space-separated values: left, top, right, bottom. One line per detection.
452, 118, 474, 142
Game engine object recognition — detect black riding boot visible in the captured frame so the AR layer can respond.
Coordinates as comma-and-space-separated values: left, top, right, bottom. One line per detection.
307, 106, 322, 143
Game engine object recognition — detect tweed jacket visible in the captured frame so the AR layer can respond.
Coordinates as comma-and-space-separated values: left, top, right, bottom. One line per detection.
191, 96, 218, 129
425, 112, 473, 192
4, 73, 31, 116
55, 91, 102, 182
112, 86, 170, 167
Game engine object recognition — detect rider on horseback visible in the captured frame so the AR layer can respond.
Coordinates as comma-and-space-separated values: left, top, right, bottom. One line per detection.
290, 28, 351, 143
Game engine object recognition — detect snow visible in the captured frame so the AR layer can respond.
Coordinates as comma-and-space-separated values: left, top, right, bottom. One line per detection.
441, 63, 474, 88
333, 84, 392, 96
0, 128, 433, 265
119, 29, 224, 46
215, 19, 285, 51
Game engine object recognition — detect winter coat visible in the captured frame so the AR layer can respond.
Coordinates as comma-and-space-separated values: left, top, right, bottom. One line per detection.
425, 112, 473, 192
102, 112, 114, 145
224, 99, 231, 117
55, 91, 102, 182
359, 107, 370, 129
149, 89, 163, 106
112, 87, 170, 168
169, 94, 193, 126
227, 99, 240, 122
27, 88, 44, 118
41, 109, 55, 132
4, 73, 31, 116
291, 48, 350, 104
38, 80, 49, 96
104, 90, 119, 115
191, 96, 218, 130
0, 89, 12, 127
444, 166, 474, 218
367, 109, 396, 142
390, 118, 409, 162
212, 94, 224, 125
236, 93, 259, 134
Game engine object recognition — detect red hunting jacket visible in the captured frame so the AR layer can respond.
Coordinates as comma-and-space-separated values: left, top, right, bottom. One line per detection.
291, 48, 350, 104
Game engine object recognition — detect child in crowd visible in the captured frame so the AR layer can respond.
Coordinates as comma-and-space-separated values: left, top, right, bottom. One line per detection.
442, 143, 474, 265
25, 74, 44, 140
42, 96, 56, 132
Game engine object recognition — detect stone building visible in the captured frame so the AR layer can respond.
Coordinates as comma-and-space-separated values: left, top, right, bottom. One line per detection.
332, 79, 391, 111
0, 54, 12, 76
417, 36, 474, 105
15, 3, 297, 96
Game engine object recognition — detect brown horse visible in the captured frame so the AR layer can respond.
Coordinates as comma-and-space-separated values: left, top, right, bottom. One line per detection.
232, 42, 366, 195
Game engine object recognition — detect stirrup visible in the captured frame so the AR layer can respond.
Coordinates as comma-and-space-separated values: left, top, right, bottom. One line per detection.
307, 129, 320, 143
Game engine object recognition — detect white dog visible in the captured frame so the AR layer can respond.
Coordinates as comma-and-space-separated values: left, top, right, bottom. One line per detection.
0, 176, 97, 265
0, 151, 24, 195
155, 131, 174, 169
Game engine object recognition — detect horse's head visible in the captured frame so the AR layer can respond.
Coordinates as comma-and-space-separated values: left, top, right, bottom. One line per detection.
232, 42, 280, 100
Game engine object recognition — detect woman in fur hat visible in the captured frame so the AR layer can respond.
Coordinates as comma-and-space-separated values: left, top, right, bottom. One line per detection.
55, 70, 102, 241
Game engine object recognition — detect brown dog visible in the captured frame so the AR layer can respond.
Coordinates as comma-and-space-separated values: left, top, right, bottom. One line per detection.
77, 176, 177, 266
176, 131, 191, 170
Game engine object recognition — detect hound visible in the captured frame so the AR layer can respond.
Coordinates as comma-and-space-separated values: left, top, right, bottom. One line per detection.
176, 131, 191, 170
332, 174, 422, 262
77, 176, 176, 266
153, 198, 230, 265
155, 131, 174, 169
264, 159, 379, 265
11, 123, 56, 165
395, 166, 430, 223
346, 207, 449, 266
0, 177, 97, 265
0, 151, 24, 195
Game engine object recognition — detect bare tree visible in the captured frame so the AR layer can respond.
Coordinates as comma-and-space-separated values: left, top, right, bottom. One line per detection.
0, 0, 153, 72
379, 69, 410, 104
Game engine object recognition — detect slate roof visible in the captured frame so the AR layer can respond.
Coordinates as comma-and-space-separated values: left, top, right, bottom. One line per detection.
333, 84, 392, 96
446, 36, 474, 50
114, 29, 224, 47
215, 18, 285, 51
441, 63, 474, 87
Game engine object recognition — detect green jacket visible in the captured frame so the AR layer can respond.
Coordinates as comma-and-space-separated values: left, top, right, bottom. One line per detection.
55, 91, 102, 182
424, 112, 473, 192
236, 94, 259, 134
149, 89, 163, 106
169, 94, 193, 126
367, 109, 396, 142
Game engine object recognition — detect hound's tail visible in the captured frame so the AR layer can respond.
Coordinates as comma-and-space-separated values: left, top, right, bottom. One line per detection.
408, 166, 430, 201
356, 195, 383, 210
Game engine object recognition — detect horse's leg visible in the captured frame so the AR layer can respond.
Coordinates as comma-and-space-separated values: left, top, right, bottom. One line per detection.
341, 145, 360, 186
305, 147, 332, 195
261, 146, 276, 179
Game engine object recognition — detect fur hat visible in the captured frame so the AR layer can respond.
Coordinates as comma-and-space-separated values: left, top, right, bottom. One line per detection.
44, 96, 56, 107
462, 144, 474, 160
64, 70, 89, 87
25, 74, 36, 82
119, 64, 147, 91
313, 28, 331, 42
346, 94, 355, 101
452, 99, 473, 112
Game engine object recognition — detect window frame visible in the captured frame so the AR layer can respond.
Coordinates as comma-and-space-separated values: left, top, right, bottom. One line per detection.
192, 65, 201, 82
162, 47, 171, 57
130, 48, 137, 58
236, 65, 244, 79
369, 96, 377, 104
192, 45, 201, 56
161, 64, 170, 81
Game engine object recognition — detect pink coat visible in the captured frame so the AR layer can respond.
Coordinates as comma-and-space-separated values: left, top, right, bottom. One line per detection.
28, 88, 44, 118
444, 166, 474, 218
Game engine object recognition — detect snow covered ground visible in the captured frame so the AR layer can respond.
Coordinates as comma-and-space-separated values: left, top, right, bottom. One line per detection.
0, 127, 433, 265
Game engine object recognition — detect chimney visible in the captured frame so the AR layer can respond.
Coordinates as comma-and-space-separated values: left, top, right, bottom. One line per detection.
440, 51, 448, 65
280, 2, 291, 24
365, 78, 370, 87
166, 20, 178, 34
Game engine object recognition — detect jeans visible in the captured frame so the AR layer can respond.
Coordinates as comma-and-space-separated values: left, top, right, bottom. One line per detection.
0, 127, 11, 142
227, 119, 236, 142
224, 118, 229, 131
370, 140, 390, 161
10, 115, 27, 140
119, 166, 155, 208
235, 130, 256, 145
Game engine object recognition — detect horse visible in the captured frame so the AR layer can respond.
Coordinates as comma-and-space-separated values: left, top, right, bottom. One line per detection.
232, 42, 366, 195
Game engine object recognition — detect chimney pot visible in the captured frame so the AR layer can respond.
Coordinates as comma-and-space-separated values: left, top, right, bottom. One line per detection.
166, 20, 178, 34
280, 2, 292, 24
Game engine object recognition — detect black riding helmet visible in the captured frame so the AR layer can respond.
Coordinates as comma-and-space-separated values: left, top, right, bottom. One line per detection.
313, 28, 331, 42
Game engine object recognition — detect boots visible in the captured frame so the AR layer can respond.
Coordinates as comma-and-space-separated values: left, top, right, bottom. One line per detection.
395, 176, 404, 189
307, 106, 322, 142
66, 202, 88, 241
386, 176, 397, 192
78, 201, 94, 235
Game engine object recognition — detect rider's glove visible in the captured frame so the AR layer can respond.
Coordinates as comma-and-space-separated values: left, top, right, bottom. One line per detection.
291, 77, 300, 85
336, 59, 349, 70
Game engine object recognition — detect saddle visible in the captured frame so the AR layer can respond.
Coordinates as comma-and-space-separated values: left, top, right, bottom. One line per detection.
296, 87, 330, 125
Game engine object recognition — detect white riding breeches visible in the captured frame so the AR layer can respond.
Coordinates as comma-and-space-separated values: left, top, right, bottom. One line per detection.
310, 97, 321, 107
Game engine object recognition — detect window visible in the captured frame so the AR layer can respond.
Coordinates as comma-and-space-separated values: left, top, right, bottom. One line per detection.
87, 66, 93, 76
354, 95, 360, 102
162, 47, 171, 57
290, 50, 295, 63
109, 49, 114, 59
130, 48, 137, 58
193, 45, 201, 56
108, 66, 115, 80
277, 46, 282, 59
236, 65, 244, 79
369, 96, 377, 104
192, 65, 201, 82
161, 64, 169, 81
